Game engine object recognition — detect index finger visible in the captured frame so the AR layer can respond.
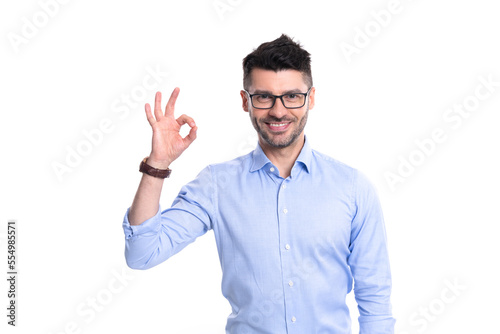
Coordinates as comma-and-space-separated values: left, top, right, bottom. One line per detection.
164, 87, 180, 117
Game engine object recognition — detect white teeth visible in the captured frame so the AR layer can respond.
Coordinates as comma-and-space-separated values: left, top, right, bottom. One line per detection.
269, 123, 287, 127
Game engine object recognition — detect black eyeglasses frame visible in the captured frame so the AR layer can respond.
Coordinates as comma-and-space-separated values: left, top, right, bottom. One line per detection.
244, 87, 312, 109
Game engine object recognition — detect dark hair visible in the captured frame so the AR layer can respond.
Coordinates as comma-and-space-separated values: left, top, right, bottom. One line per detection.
242, 34, 313, 90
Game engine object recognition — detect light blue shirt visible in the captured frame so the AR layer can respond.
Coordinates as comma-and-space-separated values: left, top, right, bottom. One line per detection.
123, 137, 395, 333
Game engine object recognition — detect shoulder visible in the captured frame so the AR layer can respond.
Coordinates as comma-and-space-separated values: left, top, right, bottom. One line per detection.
210, 151, 253, 169
204, 151, 254, 178
310, 149, 376, 198
311, 149, 358, 179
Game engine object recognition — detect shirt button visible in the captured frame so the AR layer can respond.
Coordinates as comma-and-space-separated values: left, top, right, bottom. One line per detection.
283, 208, 288, 214
270, 167, 275, 172
288, 280, 294, 287
291, 316, 296, 323
285, 244, 290, 250
282, 184, 286, 189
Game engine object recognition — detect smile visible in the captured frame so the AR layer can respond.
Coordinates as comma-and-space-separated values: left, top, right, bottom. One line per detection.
265, 122, 291, 132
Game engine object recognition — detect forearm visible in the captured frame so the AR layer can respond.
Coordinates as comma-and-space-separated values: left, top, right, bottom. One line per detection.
128, 164, 167, 225
355, 276, 395, 333
127, 87, 197, 218
123, 166, 214, 270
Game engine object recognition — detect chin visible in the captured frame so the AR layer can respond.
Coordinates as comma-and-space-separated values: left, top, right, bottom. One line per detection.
262, 132, 300, 148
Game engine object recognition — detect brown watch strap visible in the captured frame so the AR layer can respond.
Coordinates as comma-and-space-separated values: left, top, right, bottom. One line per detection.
139, 157, 171, 178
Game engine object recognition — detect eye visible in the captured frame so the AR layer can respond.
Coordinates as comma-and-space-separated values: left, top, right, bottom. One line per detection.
256, 94, 272, 101
285, 94, 298, 99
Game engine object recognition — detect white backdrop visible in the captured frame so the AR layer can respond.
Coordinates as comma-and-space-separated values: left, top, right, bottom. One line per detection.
1, 0, 499, 333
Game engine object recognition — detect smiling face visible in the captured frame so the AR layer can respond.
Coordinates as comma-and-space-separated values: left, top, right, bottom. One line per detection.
241, 68, 315, 149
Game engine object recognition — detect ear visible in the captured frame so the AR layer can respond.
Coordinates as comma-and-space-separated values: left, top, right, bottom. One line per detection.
240, 90, 250, 112
308, 87, 316, 110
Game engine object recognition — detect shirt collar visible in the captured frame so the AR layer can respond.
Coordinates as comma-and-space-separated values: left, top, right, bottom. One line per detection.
250, 136, 312, 174
295, 136, 312, 174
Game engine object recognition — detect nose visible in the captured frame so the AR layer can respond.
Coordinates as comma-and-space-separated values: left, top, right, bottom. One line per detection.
268, 97, 288, 119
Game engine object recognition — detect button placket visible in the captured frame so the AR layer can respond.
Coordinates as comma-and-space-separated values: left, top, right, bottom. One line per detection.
277, 178, 297, 328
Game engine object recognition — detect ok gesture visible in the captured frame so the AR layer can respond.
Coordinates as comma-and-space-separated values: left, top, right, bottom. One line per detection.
144, 88, 197, 169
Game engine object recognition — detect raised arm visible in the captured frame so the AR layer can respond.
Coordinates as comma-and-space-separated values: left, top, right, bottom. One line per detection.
128, 88, 197, 225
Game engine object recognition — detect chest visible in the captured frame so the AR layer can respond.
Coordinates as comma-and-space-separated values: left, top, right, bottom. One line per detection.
213, 171, 353, 259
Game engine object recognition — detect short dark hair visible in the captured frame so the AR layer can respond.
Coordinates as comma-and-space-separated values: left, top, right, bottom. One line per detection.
242, 34, 313, 90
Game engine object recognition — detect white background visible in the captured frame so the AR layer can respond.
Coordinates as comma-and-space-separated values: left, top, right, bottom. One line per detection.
1, 0, 499, 333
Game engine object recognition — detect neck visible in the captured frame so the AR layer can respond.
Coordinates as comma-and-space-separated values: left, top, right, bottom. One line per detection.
259, 134, 305, 178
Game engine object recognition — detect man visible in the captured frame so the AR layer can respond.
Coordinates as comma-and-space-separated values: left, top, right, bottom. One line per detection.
123, 34, 395, 333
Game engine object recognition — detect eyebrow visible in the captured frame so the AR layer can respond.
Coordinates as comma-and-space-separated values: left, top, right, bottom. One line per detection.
252, 88, 305, 95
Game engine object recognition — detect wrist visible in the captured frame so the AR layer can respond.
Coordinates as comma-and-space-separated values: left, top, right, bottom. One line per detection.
140, 157, 172, 178
145, 157, 172, 170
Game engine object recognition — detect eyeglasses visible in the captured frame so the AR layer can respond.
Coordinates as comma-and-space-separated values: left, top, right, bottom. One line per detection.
244, 87, 312, 109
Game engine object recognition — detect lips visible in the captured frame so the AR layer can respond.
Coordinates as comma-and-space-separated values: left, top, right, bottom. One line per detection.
265, 122, 291, 132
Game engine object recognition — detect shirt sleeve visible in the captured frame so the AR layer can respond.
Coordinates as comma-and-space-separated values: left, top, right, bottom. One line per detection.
348, 170, 396, 333
122, 166, 216, 270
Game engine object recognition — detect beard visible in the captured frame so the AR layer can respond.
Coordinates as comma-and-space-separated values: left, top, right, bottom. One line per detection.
250, 106, 309, 148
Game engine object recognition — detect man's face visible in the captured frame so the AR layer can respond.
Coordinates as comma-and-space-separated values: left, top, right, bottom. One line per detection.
241, 69, 315, 149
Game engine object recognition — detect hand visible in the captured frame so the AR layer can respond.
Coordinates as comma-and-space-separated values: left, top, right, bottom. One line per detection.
144, 88, 197, 169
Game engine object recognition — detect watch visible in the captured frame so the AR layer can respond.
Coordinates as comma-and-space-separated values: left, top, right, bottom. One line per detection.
139, 157, 171, 178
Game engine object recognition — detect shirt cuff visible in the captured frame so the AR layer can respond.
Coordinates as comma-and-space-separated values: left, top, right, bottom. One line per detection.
122, 206, 162, 240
